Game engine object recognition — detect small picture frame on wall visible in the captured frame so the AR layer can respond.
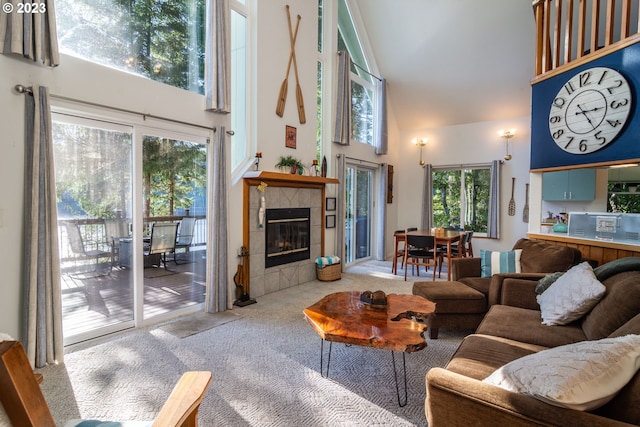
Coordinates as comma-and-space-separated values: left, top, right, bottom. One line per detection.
326, 215, 336, 229
285, 125, 297, 149
326, 197, 336, 211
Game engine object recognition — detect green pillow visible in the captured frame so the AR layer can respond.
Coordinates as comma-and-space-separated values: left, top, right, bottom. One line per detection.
480, 249, 522, 278
535, 271, 564, 294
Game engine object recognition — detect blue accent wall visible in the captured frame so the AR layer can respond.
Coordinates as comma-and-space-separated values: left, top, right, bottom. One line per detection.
531, 42, 640, 170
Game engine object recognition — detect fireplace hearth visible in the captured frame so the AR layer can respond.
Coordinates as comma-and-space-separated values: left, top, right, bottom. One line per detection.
265, 208, 310, 268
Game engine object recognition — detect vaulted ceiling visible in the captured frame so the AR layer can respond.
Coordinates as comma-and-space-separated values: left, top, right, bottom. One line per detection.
355, 0, 537, 131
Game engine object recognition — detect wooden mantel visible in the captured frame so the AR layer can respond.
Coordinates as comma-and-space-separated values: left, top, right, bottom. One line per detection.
242, 170, 339, 186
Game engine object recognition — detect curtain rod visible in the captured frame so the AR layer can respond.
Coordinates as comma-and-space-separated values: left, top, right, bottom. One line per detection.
338, 154, 382, 168
14, 84, 220, 133
338, 52, 382, 81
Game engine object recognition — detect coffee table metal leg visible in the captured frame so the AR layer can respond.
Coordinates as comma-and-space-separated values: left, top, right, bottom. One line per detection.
320, 339, 332, 378
391, 351, 408, 407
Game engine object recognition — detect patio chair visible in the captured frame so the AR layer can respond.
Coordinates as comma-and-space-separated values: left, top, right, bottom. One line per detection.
0, 340, 212, 427
175, 217, 196, 264
104, 218, 129, 265
63, 221, 111, 275
144, 222, 179, 270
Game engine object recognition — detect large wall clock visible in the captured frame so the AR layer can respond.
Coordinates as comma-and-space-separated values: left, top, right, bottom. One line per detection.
548, 66, 632, 155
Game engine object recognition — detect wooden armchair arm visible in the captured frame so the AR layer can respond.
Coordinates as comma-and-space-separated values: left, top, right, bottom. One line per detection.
153, 371, 212, 427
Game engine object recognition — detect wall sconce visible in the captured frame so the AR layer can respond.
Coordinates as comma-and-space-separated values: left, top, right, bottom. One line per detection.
412, 137, 428, 167
498, 129, 516, 161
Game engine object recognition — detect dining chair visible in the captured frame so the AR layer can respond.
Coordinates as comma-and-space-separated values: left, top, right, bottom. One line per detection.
439, 232, 467, 276
464, 231, 474, 257
144, 222, 179, 270
0, 340, 212, 427
175, 217, 197, 264
104, 218, 130, 265
63, 221, 112, 275
404, 234, 443, 281
392, 229, 406, 274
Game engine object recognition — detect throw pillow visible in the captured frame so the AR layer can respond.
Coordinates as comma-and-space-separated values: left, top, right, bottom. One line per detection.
535, 271, 564, 294
536, 261, 606, 326
483, 334, 640, 411
480, 249, 522, 278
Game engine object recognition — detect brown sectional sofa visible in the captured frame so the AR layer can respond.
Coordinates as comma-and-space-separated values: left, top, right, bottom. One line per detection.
425, 257, 640, 426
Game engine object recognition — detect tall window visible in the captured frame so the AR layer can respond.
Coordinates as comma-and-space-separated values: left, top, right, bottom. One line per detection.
230, 0, 250, 171
315, 0, 324, 162
57, 0, 206, 94
432, 167, 491, 233
337, 0, 375, 146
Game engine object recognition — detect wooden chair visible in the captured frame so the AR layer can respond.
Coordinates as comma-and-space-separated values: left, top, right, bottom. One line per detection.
438, 232, 467, 276
404, 234, 443, 281
0, 340, 212, 427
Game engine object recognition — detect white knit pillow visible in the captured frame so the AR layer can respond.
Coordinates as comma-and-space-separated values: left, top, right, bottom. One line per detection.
536, 261, 605, 325
484, 334, 640, 411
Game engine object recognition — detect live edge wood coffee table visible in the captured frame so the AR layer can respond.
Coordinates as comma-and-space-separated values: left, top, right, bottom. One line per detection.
303, 291, 435, 406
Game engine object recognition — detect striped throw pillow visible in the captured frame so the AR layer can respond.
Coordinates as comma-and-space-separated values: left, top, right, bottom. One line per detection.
480, 249, 522, 278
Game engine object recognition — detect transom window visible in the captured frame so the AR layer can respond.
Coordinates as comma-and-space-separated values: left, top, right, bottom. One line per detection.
57, 0, 206, 95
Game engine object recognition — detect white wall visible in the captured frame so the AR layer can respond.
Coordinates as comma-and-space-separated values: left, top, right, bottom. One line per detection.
396, 116, 532, 254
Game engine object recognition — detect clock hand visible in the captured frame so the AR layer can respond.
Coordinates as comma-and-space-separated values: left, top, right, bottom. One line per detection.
575, 104, 596, 130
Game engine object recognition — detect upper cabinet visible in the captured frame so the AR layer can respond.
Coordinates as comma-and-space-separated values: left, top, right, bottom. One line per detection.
542, 169, 596, 201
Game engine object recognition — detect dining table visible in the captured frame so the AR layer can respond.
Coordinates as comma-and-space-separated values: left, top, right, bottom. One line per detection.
393, 228, 466, 280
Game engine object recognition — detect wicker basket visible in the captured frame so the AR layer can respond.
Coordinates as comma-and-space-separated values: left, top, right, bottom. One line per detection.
316, 263, 341, 281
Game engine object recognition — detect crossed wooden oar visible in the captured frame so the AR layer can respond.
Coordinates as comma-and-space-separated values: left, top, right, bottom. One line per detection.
275, 5, 306, 124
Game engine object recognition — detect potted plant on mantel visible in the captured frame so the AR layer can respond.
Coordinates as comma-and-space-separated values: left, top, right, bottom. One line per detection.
275, 155, 302, 174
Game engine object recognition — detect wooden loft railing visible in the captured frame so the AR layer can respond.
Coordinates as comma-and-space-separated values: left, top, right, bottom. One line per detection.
533, 0, 640, 82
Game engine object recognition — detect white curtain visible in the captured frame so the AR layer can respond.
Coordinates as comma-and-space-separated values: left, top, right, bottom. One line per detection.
421, 164, 433, 230
0, 0, 60, 66
333, 51, 351, 145
487, 160, 501, 238
23, 85, 63, 368
207, 127, 229, 312
205, 0, 230, 113
375, 78, 388, 155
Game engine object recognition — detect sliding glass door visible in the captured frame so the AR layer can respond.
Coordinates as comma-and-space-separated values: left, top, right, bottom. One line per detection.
53, 114, 136, 344
53, 112, 210, 345
344, 165, 373, 264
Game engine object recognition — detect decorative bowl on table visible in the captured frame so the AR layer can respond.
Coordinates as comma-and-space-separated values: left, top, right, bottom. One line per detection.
552, 222, 568, 233
360, 290, 388, 309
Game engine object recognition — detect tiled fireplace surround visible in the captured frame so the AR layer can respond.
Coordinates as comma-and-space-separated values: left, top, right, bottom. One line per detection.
243, 172, 338, 298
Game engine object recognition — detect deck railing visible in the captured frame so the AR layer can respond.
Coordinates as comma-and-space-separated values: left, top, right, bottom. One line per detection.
533, 0, 640, 80
58, 216, 207, 262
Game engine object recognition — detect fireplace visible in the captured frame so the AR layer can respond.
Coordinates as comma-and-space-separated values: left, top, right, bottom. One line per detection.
265, 208, 311, 268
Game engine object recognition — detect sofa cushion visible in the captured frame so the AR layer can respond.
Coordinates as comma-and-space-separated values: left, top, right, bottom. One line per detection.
535, 271, 563, 294
445, 334, 547, 380
483, 334, 640, 411
476, 305, 587, 348
536, 262, 606, 326
582, 270, 640, 340
512, 238, 581, 273
480, 249, 521, 278
457, 277, 491, 297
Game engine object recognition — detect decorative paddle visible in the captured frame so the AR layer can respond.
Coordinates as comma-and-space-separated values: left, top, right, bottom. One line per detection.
523, 183, 529, 223
287, 7, 306, 124
275, 6, 300, 117
508, 177, 516, 216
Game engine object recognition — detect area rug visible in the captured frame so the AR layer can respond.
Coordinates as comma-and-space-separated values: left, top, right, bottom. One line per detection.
39, 264, 467, 426
158, 311, 242, 338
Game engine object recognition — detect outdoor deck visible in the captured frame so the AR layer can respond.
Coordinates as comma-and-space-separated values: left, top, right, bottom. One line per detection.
61, 250, 207, 341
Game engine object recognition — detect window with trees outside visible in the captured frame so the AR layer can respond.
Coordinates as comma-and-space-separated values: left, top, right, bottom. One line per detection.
57, 0, 206, 95
337, 0, 375, 146
432, 167, 491, 234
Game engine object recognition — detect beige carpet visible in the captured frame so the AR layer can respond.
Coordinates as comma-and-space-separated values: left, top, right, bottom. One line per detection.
39, 260, 467, 426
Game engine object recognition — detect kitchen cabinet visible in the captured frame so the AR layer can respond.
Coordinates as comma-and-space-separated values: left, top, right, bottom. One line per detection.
542, 169, 596, 201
